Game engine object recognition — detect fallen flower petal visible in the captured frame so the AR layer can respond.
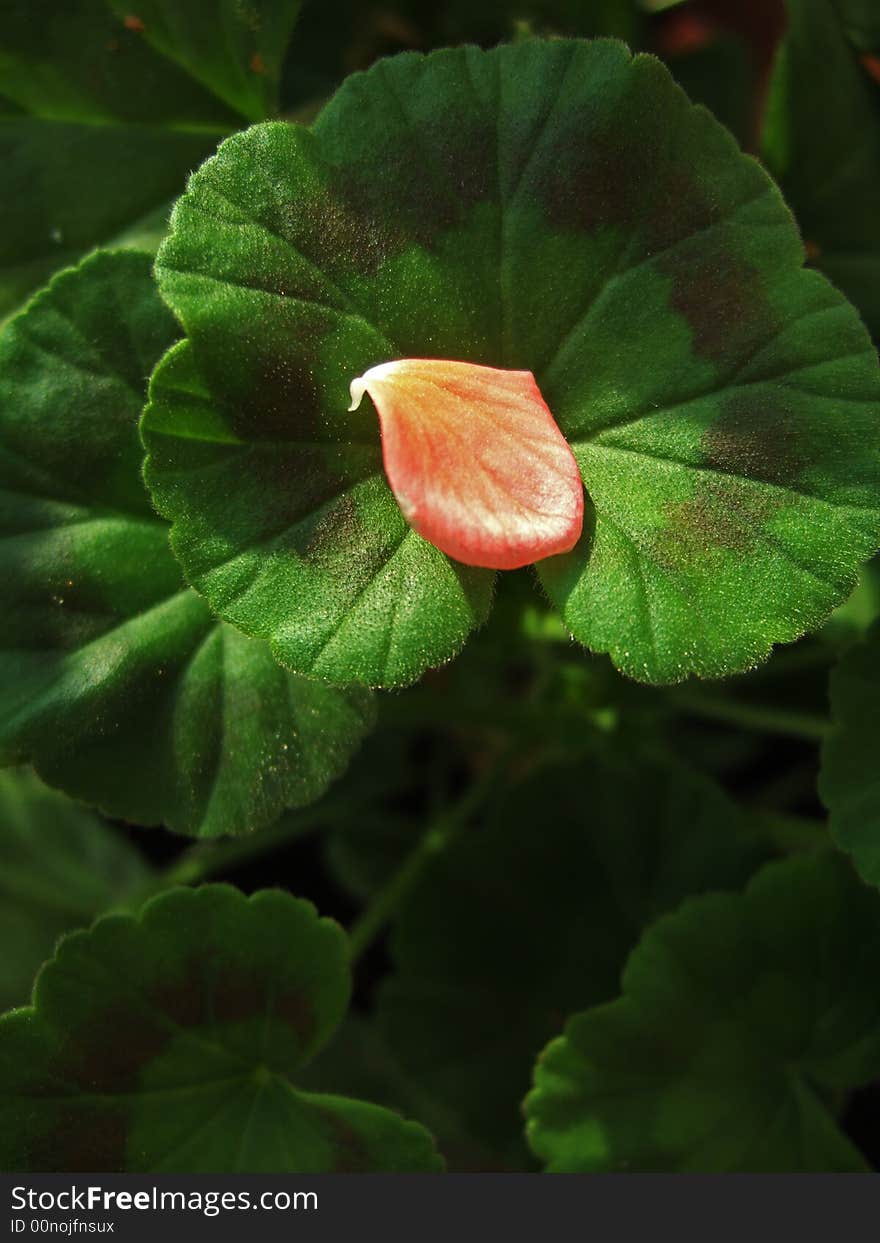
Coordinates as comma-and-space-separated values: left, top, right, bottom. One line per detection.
349, 358, 584, 570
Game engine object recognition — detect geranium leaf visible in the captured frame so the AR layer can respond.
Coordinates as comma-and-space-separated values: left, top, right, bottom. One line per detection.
0, 0, 306, 320
526, 854, 880, 1172
819, 620, 880, 885
144, 39, 880, 688
762, 0, 880, 341
377, 749, 769, 1160
144, 341, 495, 687
0, 885, 443, 1172
0, 249, 374, 837
0, 768, 151, 1013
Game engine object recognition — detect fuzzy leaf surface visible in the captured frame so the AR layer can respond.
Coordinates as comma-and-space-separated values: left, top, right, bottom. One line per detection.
145, 40, 880, 686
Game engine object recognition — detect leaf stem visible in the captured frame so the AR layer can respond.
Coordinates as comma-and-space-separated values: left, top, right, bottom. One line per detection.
142, 787, 376, 899
752, 811, 830, 853
155, 815, 317, 889
669, 690, 830, 743
347, 755, 509, 964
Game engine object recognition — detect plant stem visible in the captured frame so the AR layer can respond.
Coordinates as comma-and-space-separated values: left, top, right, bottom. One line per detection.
751, 810, 830, 853
347, 756, 509, 964
669, 690, 830, 743
156, 815, 316, 889
141, 788, 376, 899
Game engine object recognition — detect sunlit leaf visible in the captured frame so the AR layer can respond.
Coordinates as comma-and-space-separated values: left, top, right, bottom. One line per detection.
144, 40, 880, 687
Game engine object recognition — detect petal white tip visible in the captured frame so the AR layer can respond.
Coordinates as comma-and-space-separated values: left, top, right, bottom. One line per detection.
348, 361, 402, 411
348, 377, 367, 411
345, 356, 584, 570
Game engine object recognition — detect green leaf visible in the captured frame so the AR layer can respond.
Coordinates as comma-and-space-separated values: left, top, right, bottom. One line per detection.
0, 884, 443, 1171
300, 1015, 494, 1170
819, 620, 880, 884
819, 559, 880, 648
144, 39, 880, 688
526, 854, 880, 1172
0, 0, 235, 126
103, 0, 303, 123
0, 116, 216, 326
762, 0, 880, 340
0, 0, 306, 320
377, 749, 769, 1160
0, 249, 374, 837
144, 340, 494, 687
0, 767, 151, 1013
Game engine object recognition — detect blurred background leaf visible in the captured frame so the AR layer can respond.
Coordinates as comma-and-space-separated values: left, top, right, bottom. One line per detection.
0, 767, 151, 1013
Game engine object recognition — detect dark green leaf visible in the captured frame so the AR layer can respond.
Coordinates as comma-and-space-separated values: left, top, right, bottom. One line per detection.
762, 0, 880, 340
0, 0, 235, 126
819, 620, 880, 884
526, 854, 880, 1172
415, 0, 641, 45
0, 768, 150, 1013
144, 339, 494, 687
144, 40, 880, 688
378, 749, 769, 1160
0, 884, 443, 1171
820, 559, 880, 647
0, 249, 374, 837
103, 0, 303, 122
663, 36, 753, 147
300, 1015, 494, 1170
0, 0, 306, 318
836, 0, 880, 51
0, 116, 216, 325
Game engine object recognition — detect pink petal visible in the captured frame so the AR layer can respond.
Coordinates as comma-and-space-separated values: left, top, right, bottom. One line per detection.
349, 358, 584, 571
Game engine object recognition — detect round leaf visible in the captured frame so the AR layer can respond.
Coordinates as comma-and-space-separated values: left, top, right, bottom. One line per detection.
526, 854, 880, 1172
144, 39, 880, 687
0, 885, 442, 1171
0, 249, 374, 837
